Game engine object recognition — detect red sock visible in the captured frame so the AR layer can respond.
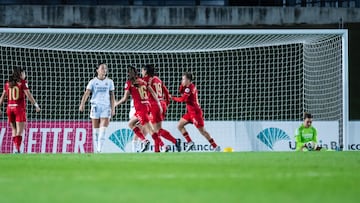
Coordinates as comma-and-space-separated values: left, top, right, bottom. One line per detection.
183, 132, 192, 143
159, 139, 164, 147
209, 138, 217, 148
151, 133, 160, 152
13, 136, 22, 152
133, 127, 146, 141
17, 136, 22, 151
159, 129, 176, 144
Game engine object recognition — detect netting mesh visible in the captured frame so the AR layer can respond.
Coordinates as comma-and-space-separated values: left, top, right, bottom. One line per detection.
0, 29, 346, 151
303, 36, 344, 144
0, 45, 305, 121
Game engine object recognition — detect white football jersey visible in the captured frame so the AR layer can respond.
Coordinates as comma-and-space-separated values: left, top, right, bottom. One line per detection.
86, 77, 114, 107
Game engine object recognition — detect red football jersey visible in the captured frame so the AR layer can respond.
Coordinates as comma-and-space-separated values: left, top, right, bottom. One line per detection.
124, 78, 149, 109
172, 83, 202, 113
143, 76, 165, 104
5, 79, 29, 109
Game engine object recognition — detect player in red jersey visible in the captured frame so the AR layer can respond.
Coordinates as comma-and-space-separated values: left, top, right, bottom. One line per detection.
115, 66, 162, 152
0, 67, 41, 153
141, 64, 181, 152
172, 72, 220, 152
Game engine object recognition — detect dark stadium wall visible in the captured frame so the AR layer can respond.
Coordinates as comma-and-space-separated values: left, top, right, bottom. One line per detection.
0, 5, 359, 119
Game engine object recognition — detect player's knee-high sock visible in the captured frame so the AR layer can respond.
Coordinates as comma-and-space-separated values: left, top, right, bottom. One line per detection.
12, 136, 19, 152
159, 128, 176, 144
182, 132, 192, 143
133, 127, 146, 141
98, 127, 106, 152
208, 138, 218, 148
159, 139, 164, 147
151, 133, 161, 152
132, 140, 137, 152
93, 128, 99, 152
12, 136, 22, 153
17, 136, 22, 152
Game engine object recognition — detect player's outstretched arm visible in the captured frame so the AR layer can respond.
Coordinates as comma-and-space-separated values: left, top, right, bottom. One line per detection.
172, 92, 189, 103
24, 89, 40, 112
79, 89, 91, 112
115, 90, 130, 107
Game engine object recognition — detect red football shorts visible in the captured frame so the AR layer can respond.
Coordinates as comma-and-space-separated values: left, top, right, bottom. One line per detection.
7, 107, 27, 122
182, 111, 204, 128
134, 104, 150, 126
149, 101, 167, 124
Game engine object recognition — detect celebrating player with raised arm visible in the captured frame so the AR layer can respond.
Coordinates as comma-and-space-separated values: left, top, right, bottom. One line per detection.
115, 66, 162, 153
79, 63, 115, 153
141, 64, 181, 152
172, 72, 220, 152
0, 67, 41, 153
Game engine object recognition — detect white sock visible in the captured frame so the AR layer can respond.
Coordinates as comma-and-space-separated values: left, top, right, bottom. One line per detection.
93, 128, 99, 153
132, 140, 137, 153
98, 127, 106, 153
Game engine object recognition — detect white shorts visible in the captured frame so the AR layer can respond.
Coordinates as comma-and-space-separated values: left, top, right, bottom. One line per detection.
90, 104, 111, 119
129, 107, 136, 119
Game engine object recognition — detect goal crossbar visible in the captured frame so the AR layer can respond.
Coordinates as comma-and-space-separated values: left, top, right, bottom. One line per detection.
0, 28, 347, 53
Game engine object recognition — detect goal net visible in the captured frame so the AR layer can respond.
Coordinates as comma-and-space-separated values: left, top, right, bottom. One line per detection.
0, 29, 348, 152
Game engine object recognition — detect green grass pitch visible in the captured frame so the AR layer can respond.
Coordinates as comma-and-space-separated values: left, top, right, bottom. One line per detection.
0, 152, 359, 203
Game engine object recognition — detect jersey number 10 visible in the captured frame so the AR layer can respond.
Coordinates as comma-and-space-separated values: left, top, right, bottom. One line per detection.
8, 87, 20, 101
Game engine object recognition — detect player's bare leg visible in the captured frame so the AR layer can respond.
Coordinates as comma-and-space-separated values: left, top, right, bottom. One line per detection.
10, 122, 18, 153
143, 122, 162, 152
9, 122, 16, 137
151, 122, 163, 152
153, 122, 179, 152
197, 127, 220, 152
132, 121, 147, 152
11, 122, 25, 153
129, 117, 150, 152
177, 118, 194, 151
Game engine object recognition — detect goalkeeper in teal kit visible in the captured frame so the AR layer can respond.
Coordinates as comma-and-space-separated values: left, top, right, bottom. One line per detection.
295, 113, 320, 151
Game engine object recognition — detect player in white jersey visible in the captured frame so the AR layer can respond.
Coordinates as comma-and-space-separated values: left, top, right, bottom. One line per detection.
79, 63, 115, 153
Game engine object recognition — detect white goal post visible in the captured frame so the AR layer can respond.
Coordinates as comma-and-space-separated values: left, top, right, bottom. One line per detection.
0, 28, 348, 152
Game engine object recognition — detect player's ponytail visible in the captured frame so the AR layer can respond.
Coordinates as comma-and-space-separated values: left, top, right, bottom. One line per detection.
143, 64, 155, 77
128, 66, 139, 87
9, 67, 24, 88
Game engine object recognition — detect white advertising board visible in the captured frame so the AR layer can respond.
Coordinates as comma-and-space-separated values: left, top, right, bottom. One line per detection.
101, 121, 339, 153
348, 121, 360, 150
0, 120, 344, 153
